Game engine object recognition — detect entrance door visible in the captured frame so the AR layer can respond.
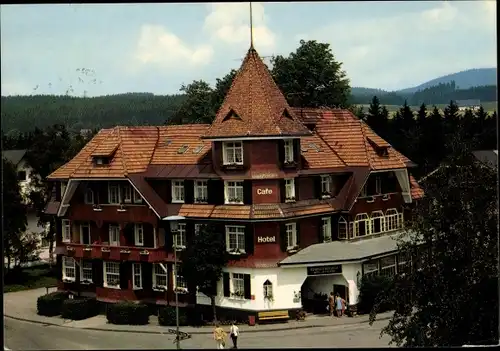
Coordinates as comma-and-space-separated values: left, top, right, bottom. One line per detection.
333, 284, 349, 304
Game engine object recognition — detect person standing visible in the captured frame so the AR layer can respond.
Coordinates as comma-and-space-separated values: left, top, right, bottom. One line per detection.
230, 322, 239, 349
328, 292, 335, 317
335, 293, 343, 317
213, 324, 227, 349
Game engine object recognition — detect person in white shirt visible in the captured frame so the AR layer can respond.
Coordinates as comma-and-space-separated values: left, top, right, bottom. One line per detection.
230, 322, 239, 349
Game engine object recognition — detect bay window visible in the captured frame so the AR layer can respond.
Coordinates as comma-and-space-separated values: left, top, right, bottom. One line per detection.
222, 141, 243, 165
224, 181, 244, 204
385, 209, 399, 231
354, 213, 370, 237
370, 211, 385, 234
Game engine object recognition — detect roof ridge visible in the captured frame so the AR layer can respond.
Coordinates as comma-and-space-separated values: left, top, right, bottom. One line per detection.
358, 119, 371, 168
116, 127, 128, 175
148, 126, 161, 166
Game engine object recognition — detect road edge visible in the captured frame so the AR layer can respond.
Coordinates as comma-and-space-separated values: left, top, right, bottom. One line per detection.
4, 314, 392, 335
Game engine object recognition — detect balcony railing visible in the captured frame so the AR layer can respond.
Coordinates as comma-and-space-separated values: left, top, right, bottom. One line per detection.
57, 243, 168, 262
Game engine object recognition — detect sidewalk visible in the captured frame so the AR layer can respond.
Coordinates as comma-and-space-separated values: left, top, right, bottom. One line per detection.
4, 288, 393, 335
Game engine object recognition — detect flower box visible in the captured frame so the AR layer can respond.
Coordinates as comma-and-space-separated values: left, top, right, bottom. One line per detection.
139, 250, 149, 256
101, 247, 111, 253
83, 246, 92, 252
120, 249, 131, 254
92, 205, 102, 212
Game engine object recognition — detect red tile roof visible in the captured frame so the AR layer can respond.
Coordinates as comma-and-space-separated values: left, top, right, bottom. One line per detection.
202, 47, 311, 139
409, 175, 424, 200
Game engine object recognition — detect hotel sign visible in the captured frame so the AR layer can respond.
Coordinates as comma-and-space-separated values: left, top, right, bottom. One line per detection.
257, 236, 276, 244
307, 265, 342, 276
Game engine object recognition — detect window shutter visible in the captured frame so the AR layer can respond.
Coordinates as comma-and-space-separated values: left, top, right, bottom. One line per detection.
223, 272, 230, 297
245, 224, 254, 254
293, 139, 301, 164
243, 274, 251, 300
56, 255, 63, 281
278, 140, 285, 166
120, 262, 129, 290
314, 176, 322, 198
165, 180, 172, 203
279, 179, 286, 203
296, 221, 301, 247
207, 179, 216, 204
294, 178, 300, 201
243, 180, 253, 205
280, 223, 287, 252
164, 222, 173, 249
186, 221, 195, 245
142, 262, 152, 290
93, 260, 104, 287
318, 218, 323, 243
331, 216, 337, 241
184, 180, 194, 204
76, 259, 81, 283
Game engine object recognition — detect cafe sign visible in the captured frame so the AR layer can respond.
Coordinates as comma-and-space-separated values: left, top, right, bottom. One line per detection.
257, 188, 273, 195
307, 265, 342, 276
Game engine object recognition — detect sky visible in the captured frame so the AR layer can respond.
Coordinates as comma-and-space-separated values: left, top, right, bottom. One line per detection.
1, 1, 496, 97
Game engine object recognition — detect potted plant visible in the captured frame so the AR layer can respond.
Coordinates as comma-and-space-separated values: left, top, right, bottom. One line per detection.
92, 204, 102, 212
175, 287, 188, 294
153, 285, 166, 292
120, 249, 131, 254
81, 279, 93, 285
195, 197, 208, 203
139, 249, 149, 255
287, 245, 300, 253
117, 204, 127, 212
285, 196, 296, 202
229, 197, 242, 203
231, 290, 244, 299
62, 278, 74, 283
83, 246, 92, 252
101, 247, 111, 253
230, 248, 242, 255
321, 191, 331, 199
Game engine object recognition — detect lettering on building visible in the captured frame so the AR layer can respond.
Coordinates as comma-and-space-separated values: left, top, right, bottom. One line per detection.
257, 188, 273, 195
307, 265, 342, 276
253, 173, 278, 179
257, 236, 276, 244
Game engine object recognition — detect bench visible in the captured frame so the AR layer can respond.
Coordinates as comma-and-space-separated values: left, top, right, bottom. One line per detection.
258, 310, 289, 321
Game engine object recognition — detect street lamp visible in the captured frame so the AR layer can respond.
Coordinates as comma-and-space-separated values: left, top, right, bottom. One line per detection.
163, 215, 185, 350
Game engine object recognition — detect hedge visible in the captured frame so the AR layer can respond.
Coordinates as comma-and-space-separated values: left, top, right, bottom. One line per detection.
158, 306, 188, 326
357, 274, 395, 315
106, 301, 149, 325
61, 297, 99, 320
37, 291, 69, 317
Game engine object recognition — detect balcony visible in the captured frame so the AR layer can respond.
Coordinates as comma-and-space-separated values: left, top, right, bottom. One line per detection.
69, 203, 157, 224
56, 243, 171, 262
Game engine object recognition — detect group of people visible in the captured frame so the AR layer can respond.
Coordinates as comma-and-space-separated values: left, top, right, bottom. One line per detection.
328, 292, 346, 317
213, 322, 239, 349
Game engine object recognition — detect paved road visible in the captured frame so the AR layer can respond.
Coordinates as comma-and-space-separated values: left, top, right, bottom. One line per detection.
4, 317, 393, 349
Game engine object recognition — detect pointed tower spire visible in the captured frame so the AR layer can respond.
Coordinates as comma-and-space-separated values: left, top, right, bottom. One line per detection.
249, 2, 254, 49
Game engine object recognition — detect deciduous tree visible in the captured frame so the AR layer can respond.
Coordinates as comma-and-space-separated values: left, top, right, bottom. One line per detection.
181, 225, 228, 322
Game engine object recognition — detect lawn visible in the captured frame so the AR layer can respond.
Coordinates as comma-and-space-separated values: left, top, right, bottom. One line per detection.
3, 264, 58, 293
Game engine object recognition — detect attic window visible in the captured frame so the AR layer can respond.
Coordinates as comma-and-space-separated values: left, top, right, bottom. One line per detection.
283, 109, 293, 120
192, 145, 204, 154
177, 145, 189, 154
223, 109, 240, 121
94, 156, 110, 165
305, 123, 316, 131
376, 147, 389, 157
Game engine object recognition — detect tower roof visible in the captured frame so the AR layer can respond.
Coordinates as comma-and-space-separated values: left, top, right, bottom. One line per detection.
202, 47, 311, 139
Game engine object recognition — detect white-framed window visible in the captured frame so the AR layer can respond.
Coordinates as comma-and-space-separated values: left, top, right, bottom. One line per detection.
80, 260, 93, 282
194, 223, 204, 235
285, 178, 295, 201
173, 223, 186, 249
222, 141, 243, 165
385, 209, 399, 231
123, 185, 132, 203
354, 213, 370, 237
103, 261, 120, 288
226, 225, 246, 252
153, 263, 168, 290
80, 222, 91, 245
338, 217, 348, 240
370, 211, 385, 234
132, 263, 142, 289
84, 188, 94, 204
171, 180, 185, 203
174, 265, 187, 290
224, 181, 244, 204
285, 222, 297, 249
133, 189, 143, 204
380, 256, 396, 277
108, 183, 120, 204
284, 140, 294, 162
109, 225, 120, 246
134, 223, 144, 246
62, 219, 71, 243
321, 175, 331, 195
194, 180, 208, 203
62, 256, 76, 282
363, 260, 379, 279
263, 280, 273, 299
321, 217, 332, 242
360, 183, 368, 197
61, 182, 67, 199
375, 176, 382, 194
231, 273, 245, 297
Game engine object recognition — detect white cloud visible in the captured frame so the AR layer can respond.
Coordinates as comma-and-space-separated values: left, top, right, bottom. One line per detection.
132, 24, 214, 71
309, 1, 497, 90
204, 3, 276, 51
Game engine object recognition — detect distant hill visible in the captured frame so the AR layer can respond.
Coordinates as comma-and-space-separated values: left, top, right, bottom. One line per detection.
396, 68, 497, 94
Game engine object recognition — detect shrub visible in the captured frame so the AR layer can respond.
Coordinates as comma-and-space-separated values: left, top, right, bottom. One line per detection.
106, 301, 149, 325
357, 275, 395, 315
61, 297, 98, 320
37, 291, 69, 316
158, 306, 188, 326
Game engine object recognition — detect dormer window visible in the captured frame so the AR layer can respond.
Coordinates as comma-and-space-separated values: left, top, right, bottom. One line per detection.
376, 147, 389, 157
222, 142, 243, 165
284, 140, 294, 163
94, 156, 110, 165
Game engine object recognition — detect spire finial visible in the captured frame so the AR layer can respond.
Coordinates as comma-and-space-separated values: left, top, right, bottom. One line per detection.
250, 2, 254, 48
